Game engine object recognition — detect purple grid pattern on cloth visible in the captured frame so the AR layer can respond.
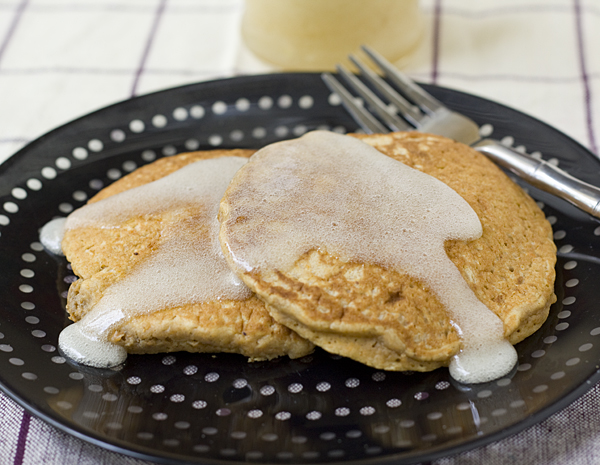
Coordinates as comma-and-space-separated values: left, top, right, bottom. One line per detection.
0, 389, 152, 464
574, 0, 597, 153
0, 0, 599, 464
0, 0, 597, 163
130, 0, 168, 97
415, 0, 599, 156
0, 0, 244, 163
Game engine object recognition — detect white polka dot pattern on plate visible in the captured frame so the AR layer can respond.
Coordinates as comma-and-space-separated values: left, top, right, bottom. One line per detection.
111, 129, 126, 142
192, 400, 207, 409
360, 406, 375, 416
11, 188, 27, 200
212, 101, 227, 115
328, 92, 342, 106
260, 385, 275, 396
288, 383, 303, 393
72, 147, 88, 160
258, 96, 273, 110
345, 378, 360, 388
252, 127, 267, 139
129, 120, 145, 133
316, 382, 331, 391
107, 168, 121, 180
278, 95, 292, 108
122, 161, 137, 172
152, 115, 168, 128
41, 167, 57, 179
233, 379, 248, 389
306, 411, 322, 420
235, 98, 250, 112
208, 135, 223, 146
190, 105, 205, 119
247, 409, 263, 419
230, 130, 243, 142
162, 145, 177, 156
88, 139, 103, 152
564, 261, 578, 270
205, 372, 219, 382
275, 412, 291, 421
185, 139, 200, 151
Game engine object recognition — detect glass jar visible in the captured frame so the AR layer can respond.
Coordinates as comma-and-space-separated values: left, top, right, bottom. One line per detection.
242, 0, 424, 71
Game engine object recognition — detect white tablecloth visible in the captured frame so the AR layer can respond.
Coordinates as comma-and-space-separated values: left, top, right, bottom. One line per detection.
1, 0, 599, 463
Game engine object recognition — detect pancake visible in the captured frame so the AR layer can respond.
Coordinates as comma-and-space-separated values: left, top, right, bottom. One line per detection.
218, 131, 557, 375
61, 150, 314, 364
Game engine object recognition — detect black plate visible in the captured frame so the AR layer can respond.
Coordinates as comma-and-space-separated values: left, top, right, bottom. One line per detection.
1, 74, 599, 465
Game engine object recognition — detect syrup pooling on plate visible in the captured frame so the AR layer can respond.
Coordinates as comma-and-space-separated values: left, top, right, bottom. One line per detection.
221, 131, 517, 383
54, 157, 252, 368
39, 217, 67, 255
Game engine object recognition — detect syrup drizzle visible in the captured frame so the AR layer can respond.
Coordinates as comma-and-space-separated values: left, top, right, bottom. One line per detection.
220, 131, 517, 383
51, 157, 251, 368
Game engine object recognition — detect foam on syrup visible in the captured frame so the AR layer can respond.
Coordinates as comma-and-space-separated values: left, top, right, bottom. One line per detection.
221, 131, 517, 383
57, 156, 251, 368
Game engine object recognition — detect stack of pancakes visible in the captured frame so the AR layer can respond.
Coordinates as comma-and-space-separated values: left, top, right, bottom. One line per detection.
61, 131, 556, 371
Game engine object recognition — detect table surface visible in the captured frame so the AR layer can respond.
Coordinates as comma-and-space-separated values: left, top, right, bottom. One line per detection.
1, 1, 599, 464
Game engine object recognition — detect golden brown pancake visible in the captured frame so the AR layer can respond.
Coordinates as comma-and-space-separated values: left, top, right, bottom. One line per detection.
62, 150, 314, 361
218, 132, 557, 372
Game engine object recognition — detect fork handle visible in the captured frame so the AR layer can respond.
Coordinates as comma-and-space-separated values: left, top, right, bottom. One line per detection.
474, 139, 600, 219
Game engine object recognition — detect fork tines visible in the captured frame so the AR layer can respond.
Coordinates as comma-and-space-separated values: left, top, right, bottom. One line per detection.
322, 45, 442, 134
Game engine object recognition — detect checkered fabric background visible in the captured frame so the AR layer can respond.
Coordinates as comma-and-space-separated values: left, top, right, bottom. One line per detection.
0, 0, 599, 464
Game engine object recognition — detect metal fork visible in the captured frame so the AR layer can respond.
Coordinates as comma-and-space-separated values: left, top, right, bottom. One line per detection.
322, 45, 600, 220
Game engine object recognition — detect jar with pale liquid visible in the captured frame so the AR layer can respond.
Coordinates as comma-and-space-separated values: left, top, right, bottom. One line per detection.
241, 0, 424, 71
